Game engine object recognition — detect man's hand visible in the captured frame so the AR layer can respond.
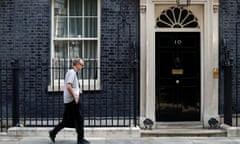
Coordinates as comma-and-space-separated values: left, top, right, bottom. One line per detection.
74, 95, 79, 104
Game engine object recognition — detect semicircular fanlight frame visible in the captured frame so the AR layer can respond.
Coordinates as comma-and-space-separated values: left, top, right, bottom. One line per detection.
156, 7, 199, 28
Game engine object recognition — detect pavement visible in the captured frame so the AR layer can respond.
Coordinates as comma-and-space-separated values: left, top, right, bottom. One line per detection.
1, 136, 240, 144
1, 126, 240, 144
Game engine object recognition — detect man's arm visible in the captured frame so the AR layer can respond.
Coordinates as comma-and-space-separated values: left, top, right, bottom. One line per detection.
66, 83, 78, 104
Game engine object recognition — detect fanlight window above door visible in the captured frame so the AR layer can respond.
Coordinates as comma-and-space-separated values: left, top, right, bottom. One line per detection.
156, 7, 199, 28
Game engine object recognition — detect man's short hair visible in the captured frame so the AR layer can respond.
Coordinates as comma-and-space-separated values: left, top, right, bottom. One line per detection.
73, 58, 81, 66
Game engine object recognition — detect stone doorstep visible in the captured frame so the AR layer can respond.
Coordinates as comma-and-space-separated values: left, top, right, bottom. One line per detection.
221, 124, 240, 137
7, 127, 141, 138
227, 127, 240, 137
140, 129, 227, 137
7, 127, 230, 138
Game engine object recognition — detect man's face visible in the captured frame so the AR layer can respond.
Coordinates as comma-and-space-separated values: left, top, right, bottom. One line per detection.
76, 60, 84, 71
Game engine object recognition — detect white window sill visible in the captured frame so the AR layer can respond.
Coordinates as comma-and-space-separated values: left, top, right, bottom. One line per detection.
48, 80, 102, 92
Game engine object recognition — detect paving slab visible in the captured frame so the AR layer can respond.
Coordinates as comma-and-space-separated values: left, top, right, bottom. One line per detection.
1, 136, 240, 144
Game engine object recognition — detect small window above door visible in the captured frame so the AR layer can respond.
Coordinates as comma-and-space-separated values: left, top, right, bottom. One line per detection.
156, 7, 199, 28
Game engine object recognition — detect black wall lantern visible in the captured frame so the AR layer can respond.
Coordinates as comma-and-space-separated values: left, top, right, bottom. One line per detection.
176, 0, 191, 6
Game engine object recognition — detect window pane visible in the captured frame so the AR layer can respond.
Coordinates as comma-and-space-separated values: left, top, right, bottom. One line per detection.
84, 40, 97, 59
55, 17, 68, 37
54, 0, 67, 16
54, 41, 68, 58
69, 18, 82, 38
84, 0, 97, 16
69, 0, 82, 16
54, 41, 68, 80
81, 40, 98, 79
53, 58, 67, 80
69, 40, 83, 59
81, 59, 98, 79
84, 18, 97, 37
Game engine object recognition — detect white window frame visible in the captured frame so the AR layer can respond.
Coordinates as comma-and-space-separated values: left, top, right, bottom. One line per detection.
48, 0, 101, 91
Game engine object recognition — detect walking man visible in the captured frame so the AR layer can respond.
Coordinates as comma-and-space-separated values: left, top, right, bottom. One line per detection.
49, 58, 89, 144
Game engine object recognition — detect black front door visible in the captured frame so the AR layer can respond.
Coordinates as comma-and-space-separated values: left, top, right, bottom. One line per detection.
155, 32, 200, 121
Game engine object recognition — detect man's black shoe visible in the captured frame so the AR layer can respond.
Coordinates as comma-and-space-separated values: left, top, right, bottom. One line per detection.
49, 130, 55, 143
78, 138, 90, 144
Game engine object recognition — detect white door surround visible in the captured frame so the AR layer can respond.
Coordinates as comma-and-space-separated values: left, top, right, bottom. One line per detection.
140, 0, 219, 128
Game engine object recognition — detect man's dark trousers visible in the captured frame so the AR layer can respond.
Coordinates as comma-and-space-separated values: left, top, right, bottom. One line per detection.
51, 101, 84, 140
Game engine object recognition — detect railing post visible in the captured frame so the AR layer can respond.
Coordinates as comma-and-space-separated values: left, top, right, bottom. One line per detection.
132, 41, 139, 127
224, 64, 232, 126
11, 59, 19, 127
223, 39, 233, 126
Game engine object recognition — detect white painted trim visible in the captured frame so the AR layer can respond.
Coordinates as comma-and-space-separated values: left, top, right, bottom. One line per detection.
140, 0, 219, 128
155, 28, 201, 32
145, 0, 156, 124
48, 79, 101, 91
140, 3, 147, 128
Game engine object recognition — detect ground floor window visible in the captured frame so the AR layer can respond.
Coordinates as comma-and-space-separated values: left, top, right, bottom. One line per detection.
50, 0, 100, 91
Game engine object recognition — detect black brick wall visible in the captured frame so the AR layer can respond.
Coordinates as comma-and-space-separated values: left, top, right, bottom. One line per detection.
219, 0, 240, 114
0, 0, 50, 59
0, 0, 140, 125
0, 0, 14, 57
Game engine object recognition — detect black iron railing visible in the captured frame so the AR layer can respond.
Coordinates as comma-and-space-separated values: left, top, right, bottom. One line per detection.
234, 22, 240, 127
0, 58, 139, 132
222, 22, 240, 127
